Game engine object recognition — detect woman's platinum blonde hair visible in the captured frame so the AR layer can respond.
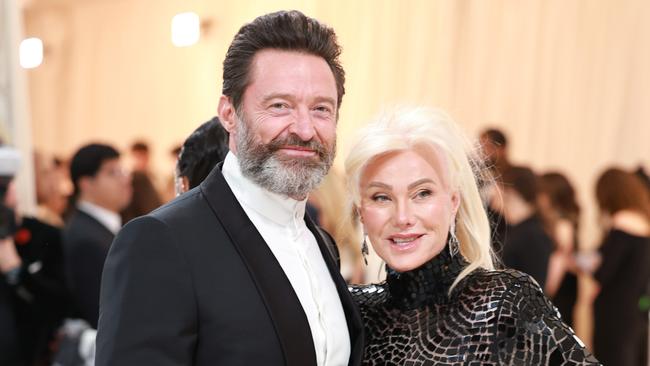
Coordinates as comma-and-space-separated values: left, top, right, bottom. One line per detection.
344, 106, 495, 288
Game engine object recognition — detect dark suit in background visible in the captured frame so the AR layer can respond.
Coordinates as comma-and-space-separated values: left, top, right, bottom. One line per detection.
63, 209, 114, 328
1, 217, 68, 366
502, 215, 553, 289
96, 165, 363, 365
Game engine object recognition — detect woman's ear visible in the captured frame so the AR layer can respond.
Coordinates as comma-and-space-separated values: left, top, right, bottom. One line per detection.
356, 206, 364, 223
451, 190, 461, 217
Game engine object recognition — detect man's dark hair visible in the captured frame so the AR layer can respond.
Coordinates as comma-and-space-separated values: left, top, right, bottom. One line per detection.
131, 140, 149, 153
502, 166, 538, 205
481, 128, 508, 148
177, 117, 229, 189
222, 10, 345, 111
70, 143, 120, 196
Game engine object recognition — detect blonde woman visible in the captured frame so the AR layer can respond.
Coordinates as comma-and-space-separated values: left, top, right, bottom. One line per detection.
346, 107, 599, 365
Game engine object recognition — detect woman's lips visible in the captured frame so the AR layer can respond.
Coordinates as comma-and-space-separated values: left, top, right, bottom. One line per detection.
388, 234, 424, 251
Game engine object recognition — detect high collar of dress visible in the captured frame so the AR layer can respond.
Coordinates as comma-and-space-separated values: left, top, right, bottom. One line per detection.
222, 152, 306, 226
386, 240, 468, 310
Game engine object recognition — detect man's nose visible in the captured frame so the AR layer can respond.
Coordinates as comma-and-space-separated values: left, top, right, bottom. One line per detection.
288, 108, 316, 141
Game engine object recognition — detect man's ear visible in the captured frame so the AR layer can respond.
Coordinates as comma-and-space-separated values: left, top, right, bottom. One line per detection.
218, 95, 238, 153
181, 176, 190, 193
218, 95, 237, 134
77, 176, 93, 195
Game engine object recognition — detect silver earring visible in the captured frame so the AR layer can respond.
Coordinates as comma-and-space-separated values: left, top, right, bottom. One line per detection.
361, 234, 369, 265
449, 220, 459, 257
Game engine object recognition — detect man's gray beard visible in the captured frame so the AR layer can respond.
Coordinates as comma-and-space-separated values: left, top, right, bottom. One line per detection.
235, 113, 336, 199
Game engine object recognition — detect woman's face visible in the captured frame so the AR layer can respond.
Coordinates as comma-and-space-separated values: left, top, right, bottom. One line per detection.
359, 149, 459, 272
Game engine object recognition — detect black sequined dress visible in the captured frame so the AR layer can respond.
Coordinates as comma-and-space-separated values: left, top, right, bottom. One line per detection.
350, 245, 600, 365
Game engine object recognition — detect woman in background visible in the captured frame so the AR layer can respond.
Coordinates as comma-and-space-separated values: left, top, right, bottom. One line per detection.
308, 170, 365, 283
538, 172, 580, 327
500, 166, 554, 289
346, 106, 599, 365
590, 168, 650, 366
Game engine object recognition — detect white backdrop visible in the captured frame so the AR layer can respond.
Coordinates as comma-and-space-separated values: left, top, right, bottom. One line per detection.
2, 0, 36, 214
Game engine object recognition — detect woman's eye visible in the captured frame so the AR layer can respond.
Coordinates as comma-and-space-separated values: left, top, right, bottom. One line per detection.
414, 189, 432, 199
371, 194, 390, 202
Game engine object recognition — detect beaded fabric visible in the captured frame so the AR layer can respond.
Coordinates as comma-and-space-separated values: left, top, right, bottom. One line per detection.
349, 245, 601, 365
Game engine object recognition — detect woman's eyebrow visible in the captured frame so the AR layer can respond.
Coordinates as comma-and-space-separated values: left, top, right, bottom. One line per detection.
408, 178, 436, 190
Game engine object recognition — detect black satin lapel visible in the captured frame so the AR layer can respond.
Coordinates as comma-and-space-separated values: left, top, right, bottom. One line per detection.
200, 164, 317, 366
305, 215, 365, 366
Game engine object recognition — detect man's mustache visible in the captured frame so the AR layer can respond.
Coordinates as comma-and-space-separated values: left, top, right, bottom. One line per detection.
267, 135, 329, 159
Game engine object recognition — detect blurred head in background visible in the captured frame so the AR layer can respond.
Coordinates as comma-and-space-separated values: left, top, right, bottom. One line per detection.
500, 166, 538, 226
175, 117, 229, 195
537, 172, 580, 227
130, 140, 150, 172
34, 152, 71, 227
70, 143, 132, 213
480, 128, 510, 177
596, 167, 650, 224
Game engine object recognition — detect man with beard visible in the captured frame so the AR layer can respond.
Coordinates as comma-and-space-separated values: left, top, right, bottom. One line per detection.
96, 10, 363, 366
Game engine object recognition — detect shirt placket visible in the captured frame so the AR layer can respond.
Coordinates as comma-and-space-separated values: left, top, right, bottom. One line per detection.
291, 211, 329, 366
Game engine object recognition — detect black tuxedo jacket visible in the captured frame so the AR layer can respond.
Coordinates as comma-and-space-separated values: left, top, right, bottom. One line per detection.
96, 164, 364, 365
63, 209, 115, 328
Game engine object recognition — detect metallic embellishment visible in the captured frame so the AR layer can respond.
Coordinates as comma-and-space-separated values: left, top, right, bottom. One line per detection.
350, 242, 601, 365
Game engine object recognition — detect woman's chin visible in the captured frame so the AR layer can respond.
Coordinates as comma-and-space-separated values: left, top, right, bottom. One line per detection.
385, 255, 426, 273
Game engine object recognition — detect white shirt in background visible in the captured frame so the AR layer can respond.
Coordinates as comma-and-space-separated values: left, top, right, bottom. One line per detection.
77, 200, 122, 235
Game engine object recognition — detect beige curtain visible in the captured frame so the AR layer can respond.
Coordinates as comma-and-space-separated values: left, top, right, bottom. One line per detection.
24, 0, 650, 347
2, 0, 36, 215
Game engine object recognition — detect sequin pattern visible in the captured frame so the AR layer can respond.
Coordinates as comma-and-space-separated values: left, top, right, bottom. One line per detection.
349, 247, 601, 365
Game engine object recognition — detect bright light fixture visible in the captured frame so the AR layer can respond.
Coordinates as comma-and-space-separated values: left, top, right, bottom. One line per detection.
171, 12, 200, 47
19, 37, 43, 69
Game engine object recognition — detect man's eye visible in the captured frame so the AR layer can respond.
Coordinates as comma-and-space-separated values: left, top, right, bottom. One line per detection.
315, 106, 332, 113
270, 103, 288, 109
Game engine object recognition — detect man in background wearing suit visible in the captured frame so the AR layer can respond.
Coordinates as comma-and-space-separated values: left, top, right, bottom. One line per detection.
63, 143, 132, 328
96, 10, 363, 366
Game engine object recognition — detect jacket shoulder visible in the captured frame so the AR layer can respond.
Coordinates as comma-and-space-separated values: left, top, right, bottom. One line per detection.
459, 268, 543, 295
464, 270, 601, 365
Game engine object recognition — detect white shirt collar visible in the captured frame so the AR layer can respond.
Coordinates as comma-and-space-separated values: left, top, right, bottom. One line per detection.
77, 200, 122, 235
222, 152, 307, 226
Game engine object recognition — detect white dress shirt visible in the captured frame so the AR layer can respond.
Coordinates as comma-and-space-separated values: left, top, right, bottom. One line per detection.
222, 152, 351, 366
77, 200, 122, 235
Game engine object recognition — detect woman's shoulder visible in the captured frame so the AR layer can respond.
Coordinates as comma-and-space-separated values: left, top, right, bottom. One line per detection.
349, 282, 390, 307
459, 269, 600, 364
458, 268, 544, 297
610, 210, 650, 237
455, 268, 557, 317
